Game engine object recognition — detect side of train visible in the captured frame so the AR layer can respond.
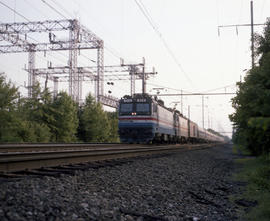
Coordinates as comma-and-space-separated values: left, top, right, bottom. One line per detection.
118, 94, 224, 143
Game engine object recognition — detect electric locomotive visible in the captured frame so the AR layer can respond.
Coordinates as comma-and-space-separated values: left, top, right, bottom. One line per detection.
118, 94, 157, 143
118, 93, 225, 144
118, 93, 185, 143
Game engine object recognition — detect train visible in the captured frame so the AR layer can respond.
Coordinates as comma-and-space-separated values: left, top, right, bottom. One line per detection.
118, 93, 225, 144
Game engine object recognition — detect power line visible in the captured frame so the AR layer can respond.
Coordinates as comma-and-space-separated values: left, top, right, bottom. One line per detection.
151, 92, 236, 96
0, 0, 136, 102
0, 0, 31, 22
0, 1, 72, 65
50, 0, 73, 18
0, 4, 68, 66
135, 0, 159, 35
64, 0, 145, 64
19, 0, 90, 67
70, 0, 124, 61
40, 0, 103, 65
201, 84, 236, 93
44, 0, 140, 66
23, 0, 48, 19
148, 82, 191, 93
41, 0, 68, 19
138, 0, 157, 28
134, 0, 193, 86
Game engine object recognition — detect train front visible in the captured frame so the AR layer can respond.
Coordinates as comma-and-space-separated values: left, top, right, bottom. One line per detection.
118, 95, 155, 143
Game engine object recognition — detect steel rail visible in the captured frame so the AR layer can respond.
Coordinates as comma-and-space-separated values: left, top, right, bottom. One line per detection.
0, 143, 124, 152
0, 144, 213, 173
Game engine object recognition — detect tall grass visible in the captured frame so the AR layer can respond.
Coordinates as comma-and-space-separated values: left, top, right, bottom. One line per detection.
233, 154, 270, 221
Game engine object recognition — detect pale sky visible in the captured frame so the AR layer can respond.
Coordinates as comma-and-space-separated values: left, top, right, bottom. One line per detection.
0, 0, 269, 137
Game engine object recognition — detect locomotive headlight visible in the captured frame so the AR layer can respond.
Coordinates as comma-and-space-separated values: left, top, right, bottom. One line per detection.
132, 112, 137, 115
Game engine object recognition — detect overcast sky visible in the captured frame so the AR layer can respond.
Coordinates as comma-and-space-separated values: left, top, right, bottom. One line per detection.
0, 0, 269, 137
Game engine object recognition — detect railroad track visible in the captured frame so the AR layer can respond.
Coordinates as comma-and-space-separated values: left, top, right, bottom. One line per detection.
0, 143, 215, 173
0, 143, 124, 152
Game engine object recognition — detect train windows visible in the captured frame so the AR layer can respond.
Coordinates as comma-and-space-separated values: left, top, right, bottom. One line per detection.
136, 103, 150, 115
120, 103, 133, 115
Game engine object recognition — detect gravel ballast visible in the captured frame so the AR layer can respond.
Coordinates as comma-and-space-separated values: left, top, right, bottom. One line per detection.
0, 144, 238, 221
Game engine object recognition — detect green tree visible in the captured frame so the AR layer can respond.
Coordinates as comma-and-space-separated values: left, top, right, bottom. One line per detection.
51, 92, 78, 142
106, 111, 119, 142
230, 18, 270, 155
0, 73, 22, 142
78, 94, 111, 142
18, 84, 52, 142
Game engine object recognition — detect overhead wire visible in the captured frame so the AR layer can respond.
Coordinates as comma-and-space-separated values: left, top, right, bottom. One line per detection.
45, 0, 135, 96
50, 0, 165, 96
33, 0, 97, 67
134, 0, 193, 87
21, 0, 89, 66
41, 0, 132, 96
13, 0, 16, 22
1, 0, 154, 97
42, 0, 122, 64
23, 0, 50, 19
0, 1, 92, 96
147, 82, 191, 94
70, 0, 125, 62
201, 84, 236, 93
41, 0, 103, 65
0, 0, 74, 66
49, 0, 73, 18
41, 0, 68, 19
0, 0, 30, 22
0, 2, 68, 66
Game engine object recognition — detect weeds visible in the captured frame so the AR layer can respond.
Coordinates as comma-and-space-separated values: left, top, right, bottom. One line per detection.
233, 154, 270, 221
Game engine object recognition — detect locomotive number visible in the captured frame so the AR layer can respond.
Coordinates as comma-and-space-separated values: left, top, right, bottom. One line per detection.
136, 98, 146, 102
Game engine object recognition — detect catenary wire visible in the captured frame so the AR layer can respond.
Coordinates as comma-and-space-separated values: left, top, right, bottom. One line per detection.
43, 0, 123, 63
70, 0, 127, 62
39, 0, 140, 96
134, 0, 194, 87
0, 1, 77, 66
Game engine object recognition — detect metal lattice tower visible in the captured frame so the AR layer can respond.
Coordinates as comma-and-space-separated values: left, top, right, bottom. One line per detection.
0, 20, 157, 107
28, 45, 36, 97
0, 19, 104, 103
68, 19, 79, 101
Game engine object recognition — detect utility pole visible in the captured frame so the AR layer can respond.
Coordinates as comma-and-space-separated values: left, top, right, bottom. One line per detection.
141, 58, 157, 95
188, 105, 190, 120
141, 67, 157, 95
181, 89, 183, 114
208, 109, 210, 129
218, 0, 264, 69
142, 57, 146, 94
250, 0, 255, 68
120, 57, 156, 96
202, 95, 204, 129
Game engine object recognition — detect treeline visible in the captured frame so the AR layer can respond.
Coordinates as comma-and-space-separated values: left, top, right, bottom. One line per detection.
230, 18, 270, 155
0, 75, 119, 143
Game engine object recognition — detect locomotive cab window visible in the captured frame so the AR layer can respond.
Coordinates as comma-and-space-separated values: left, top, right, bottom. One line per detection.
136, 103, 151, 115
120, 103, 133, 115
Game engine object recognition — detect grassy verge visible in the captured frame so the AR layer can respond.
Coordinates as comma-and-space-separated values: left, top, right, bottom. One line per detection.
232, 148, 270, 221
232, 144, 251, 156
